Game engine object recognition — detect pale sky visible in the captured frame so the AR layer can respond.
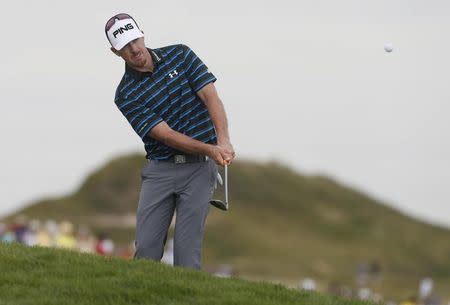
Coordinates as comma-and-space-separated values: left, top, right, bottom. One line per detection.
1, 0, 449, 228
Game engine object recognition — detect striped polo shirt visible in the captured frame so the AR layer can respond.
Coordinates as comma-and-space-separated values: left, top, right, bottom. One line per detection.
114, 44, 217, 160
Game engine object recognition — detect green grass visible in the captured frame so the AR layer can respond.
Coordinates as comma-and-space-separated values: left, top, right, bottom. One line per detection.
0, 242, 375, 305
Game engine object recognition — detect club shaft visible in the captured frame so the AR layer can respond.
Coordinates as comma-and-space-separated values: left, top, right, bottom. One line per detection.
225, 165, 228, 203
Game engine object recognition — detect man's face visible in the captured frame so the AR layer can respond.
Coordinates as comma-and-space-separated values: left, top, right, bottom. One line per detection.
112, 36, 148, 68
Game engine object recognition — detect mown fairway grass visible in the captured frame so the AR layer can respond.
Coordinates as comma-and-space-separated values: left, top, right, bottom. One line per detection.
0, 242, 376, 305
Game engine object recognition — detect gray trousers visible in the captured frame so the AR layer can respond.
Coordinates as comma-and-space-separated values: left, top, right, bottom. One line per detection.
134, 158, 217, 269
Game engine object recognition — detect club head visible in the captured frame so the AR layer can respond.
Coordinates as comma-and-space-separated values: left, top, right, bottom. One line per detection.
210, 164, 229, 211
209, 200, 228, 211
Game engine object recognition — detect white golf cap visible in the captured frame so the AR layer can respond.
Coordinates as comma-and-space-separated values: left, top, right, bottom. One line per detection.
105, 14, 144, 50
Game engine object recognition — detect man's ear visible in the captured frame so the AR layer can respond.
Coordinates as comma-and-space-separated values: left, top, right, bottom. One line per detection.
110, 47, 120, 57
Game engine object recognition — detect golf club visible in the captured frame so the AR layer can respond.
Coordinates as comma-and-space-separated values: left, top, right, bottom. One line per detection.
209, 164, 228, 211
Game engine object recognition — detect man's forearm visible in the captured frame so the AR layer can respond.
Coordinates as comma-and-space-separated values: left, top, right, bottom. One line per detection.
149, 123, 227, 165
204, 96, 230, 144
160, 129, 212, 156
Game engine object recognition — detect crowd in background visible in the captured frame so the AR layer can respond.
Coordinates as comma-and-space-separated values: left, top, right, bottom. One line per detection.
0, 216, 134, 257
302, 264, 447, 305
1, 216, 449, 305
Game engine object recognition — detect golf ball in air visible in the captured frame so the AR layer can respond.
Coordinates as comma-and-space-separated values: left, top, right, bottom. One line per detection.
384, 43, 393, 52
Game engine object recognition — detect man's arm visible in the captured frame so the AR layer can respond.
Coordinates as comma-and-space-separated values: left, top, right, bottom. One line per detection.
114, 89, 228, 165
149, 121, 228, 166
196, 83, 235, 164
180, 44, 234, 164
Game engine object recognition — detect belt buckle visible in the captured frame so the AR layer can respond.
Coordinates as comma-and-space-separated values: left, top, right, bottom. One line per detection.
174, 155, 186, 164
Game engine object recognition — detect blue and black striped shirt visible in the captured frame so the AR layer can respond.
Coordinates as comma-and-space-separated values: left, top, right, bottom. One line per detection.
114, 44, 217, 160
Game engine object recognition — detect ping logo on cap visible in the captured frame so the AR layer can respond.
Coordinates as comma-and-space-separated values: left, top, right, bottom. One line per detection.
106, 16, 144, 50
113, 23, 135, 38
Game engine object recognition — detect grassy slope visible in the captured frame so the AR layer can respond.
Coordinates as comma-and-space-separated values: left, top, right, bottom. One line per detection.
3, 153, 450, 301
0, 242, 375, 305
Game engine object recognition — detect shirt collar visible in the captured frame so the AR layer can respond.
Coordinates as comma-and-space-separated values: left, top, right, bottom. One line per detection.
125, 48, 163, 80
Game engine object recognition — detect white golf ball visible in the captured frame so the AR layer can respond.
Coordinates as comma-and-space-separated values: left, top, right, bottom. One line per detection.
384, 43, 393, 53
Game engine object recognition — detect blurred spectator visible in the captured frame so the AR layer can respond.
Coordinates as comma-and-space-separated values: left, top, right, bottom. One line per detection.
76, 225, 96, 253
22, 219, 40, 246
12, 215, 28, 243
56, 221, 76, 249
355, 262, 369, 286
0, 222, 6, 238
369, 260, 382, 283
357, 287, 372, 300
95, 233, 115, 256
419, 277, 434, 301
1, 226, 16, 243
36, 222, 51, 247
45, 219, 59, 247
300, 278, 316, 291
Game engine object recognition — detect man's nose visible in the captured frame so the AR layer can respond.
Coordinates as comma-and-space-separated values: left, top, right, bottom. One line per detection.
128, 41, 139, 52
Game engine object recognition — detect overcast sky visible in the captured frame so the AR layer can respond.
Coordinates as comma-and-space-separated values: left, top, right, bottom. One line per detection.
1, 0, 449, 228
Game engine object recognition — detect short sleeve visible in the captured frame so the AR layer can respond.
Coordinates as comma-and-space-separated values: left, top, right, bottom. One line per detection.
181, 44, 217, 92
114, 90, 163, 140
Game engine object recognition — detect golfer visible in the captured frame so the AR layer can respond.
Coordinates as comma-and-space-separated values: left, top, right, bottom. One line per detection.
105, 13, 235, 269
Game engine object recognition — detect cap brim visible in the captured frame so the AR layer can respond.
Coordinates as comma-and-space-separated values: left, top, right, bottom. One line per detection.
113, 31, 144, 50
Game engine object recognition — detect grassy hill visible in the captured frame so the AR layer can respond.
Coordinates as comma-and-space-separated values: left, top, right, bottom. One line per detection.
0, 242, 375, 305
3, 153, 450, 302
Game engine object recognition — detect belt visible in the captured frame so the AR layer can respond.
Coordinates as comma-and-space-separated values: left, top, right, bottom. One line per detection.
153, 154, 209, 164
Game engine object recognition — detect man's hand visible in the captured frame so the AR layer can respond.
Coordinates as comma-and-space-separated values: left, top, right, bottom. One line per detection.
218, 140, 235, 165
208, 145, 233, 166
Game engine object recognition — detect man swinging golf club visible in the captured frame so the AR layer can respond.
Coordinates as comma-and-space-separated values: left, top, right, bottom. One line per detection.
105, 13, 235, 269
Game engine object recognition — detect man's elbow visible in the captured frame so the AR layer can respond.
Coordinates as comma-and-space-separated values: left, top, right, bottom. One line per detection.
149, 121, 174, 144
203, 95, 222, 108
